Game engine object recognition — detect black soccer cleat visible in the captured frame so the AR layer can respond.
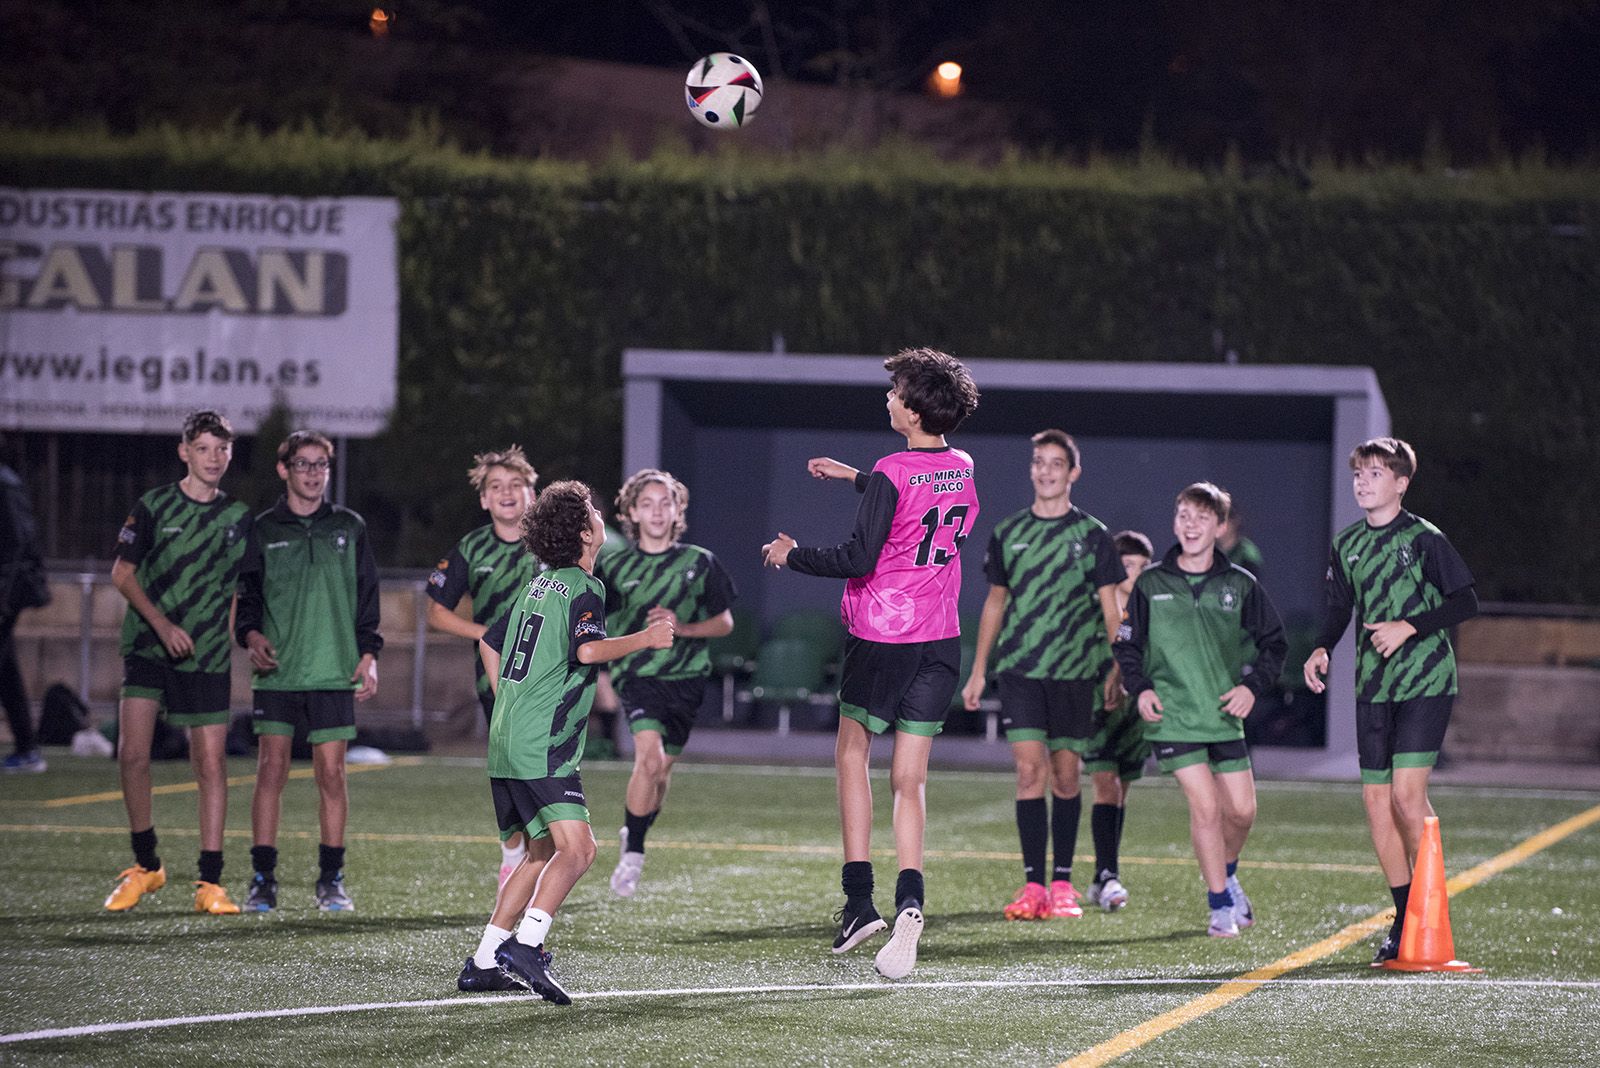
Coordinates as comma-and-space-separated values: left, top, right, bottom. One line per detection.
831, 899, 888, 954
1371, 932, 1400, 966
457, 957, 525, 992
243, 872, 277, 913
494, 939, 571, 1005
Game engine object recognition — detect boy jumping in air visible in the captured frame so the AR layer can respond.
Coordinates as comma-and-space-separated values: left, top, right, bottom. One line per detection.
763, 347, 980, 979
1303, 438, 1477, 963
1113, 483, 1285, 937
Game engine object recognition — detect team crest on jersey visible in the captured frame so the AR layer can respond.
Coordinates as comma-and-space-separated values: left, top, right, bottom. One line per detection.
224, 524, 242, 544
1069, 539, 1086, 562
1396, 544, 1415, 567
1219, 586, 1238, 610
684, 568, 697, 582
117, 518, 137, 545
333, 532, 349, 552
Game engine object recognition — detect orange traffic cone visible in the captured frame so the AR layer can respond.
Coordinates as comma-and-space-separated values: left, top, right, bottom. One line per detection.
1383, 815, 1481, 972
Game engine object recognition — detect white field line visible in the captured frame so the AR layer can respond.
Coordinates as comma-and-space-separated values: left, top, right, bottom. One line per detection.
5, 976, 1599, 1046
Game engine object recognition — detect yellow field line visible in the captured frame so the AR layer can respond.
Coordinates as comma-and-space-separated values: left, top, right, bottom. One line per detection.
31, 757, 421, 808
1058, 801, 1600, 1068
0, 818, 1379, 874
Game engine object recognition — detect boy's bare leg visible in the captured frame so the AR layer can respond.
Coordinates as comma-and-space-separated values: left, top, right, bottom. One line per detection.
1011, 739, 1048, 800
251, 734, 292, 847
624, 729, 674, 816
1047, 748, 1082, 799
117, 697, 161, 833
529, 821, 598, 917
187, 722, 230, 853
889, 731, 933, 872
1389, 766, 1436, 867
492, 836, 555, 928
1362, 783, 1413, 885
1090, 769, 1125, 806
1214, 769, 1257, 862
836, 717, 874, 862
1173, 763, 1228, 893
312, 739, 348, 848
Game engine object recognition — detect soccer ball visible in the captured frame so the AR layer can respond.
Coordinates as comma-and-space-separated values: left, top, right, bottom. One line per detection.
684, 53, 763, 129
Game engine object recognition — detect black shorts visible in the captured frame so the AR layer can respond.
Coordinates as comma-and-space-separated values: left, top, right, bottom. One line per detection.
491, 774, 590, 842
619, 676, 706, 756
997, 674, 1099, 751
1152, 738, 1251, 775
1357, 694, 1454, 784
121, 656, 231, 727
252, 689, 357, 745
837, 635, 960, 737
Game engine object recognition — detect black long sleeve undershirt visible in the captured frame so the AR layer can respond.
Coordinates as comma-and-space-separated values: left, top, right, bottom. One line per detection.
786, 471, 898, 580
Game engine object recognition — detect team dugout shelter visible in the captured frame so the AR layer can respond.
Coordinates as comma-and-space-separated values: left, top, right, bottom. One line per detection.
622, 349, 1390, 779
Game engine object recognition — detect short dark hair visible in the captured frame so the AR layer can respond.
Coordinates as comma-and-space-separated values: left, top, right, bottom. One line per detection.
1030, 428, 1079, 469
277, 429, 334, 464
183, 410, 233, 443
1349, 437, 1417, 481
1175, 481, 1231, 522
1113, 530, 1154, 558
884, 347, 979, 436
523, 480, 595, 569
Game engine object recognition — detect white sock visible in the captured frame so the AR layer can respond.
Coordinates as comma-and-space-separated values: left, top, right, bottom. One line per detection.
516, 907, 553, 948
473, 923, 514, 969
501, 840, 526, 869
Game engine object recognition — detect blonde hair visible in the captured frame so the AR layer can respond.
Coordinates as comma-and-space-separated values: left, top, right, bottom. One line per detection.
615, 468, 688, 542
468, 445, 537, 494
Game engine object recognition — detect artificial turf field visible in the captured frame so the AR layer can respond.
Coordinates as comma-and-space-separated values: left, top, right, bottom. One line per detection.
1, 752, 1596, 1067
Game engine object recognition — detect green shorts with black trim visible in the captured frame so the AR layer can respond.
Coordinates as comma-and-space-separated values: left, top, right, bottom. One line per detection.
1151, 738, 1251, 775
838, 635, 960, 737
121, 655, 231, 727
620, 676, 707, 756
491, 774, 590, 842
1356, 694, 1454, 784
997, 674, 1100, 751
251, 689, 357, 745
1083, 699, 1151, 780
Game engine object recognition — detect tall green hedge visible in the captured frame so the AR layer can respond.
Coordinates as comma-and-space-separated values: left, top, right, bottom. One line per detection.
3, 128, 1595, 601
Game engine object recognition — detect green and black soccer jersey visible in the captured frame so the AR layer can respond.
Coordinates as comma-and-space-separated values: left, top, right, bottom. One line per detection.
1315, 510, 1477, 702
1112, 546, 1287, 743
427, 524, 540, 703
482, 567, 607, 780
113, 483, 252, 674
595, 543, 735, 690
984, 507, 1122, 680
235, 498, 382, 691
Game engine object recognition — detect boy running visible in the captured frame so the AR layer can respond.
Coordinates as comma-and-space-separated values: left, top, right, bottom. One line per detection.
426, 446, 539, 883
236, 431, 382, 913
1112, 483, 1285, 937
960, 430, 1122, 921
1303, 437, 1477, 964
105, 410, 253, 914
1080, 529, 1156, 912
599, 469, 736, 899
456, 481, 673, 1003
762, 347, 980, 980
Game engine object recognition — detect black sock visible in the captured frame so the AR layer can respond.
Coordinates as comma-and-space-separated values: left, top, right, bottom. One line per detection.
1015, 798, 1047, 884
251, 845, 278, 878
1051, 793, 1082, 882
894, 868, 924, 913
1390, 882, 1411, 939
624, 808, 653, 854
643, 808, 660, 830
198, 850, 224, 885
842, 860, 874, 907
1090, 803, 1121, 881
318, 843, 345, 881
131, 827, 160, 872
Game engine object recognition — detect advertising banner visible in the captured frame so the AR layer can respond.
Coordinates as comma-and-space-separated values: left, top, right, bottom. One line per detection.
0, 188, 398, 436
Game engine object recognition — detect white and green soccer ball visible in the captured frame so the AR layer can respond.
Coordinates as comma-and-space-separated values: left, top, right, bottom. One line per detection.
684, 53, 764, 129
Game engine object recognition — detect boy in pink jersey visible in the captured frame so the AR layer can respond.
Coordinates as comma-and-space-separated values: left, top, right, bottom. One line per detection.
763, 347, 980, 979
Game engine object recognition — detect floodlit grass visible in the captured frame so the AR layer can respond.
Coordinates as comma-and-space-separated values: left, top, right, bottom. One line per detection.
1, 754, 1596, 1066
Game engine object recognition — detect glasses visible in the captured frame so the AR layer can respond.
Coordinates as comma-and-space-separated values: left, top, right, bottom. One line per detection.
287, 459, 331, 473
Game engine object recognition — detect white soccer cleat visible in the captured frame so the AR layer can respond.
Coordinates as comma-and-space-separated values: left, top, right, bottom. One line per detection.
1097, 877, 1129, 912
873, 906, 924, 979
610, 827, 645, 898
1227, 876, 1253, 929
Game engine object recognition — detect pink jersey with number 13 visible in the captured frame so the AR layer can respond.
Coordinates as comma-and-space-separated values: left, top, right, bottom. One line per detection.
841, 447, 979, 644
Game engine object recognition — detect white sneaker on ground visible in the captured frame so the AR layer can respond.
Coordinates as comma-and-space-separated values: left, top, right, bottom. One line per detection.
1208, 906, 1239, 937
1097, 877, 1129, 912
1227, 875, 1253, 929
610, 827, 645, 898
874, 906, 924, 979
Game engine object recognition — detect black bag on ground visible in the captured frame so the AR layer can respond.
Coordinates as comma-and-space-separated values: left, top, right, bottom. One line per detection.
37, 682, 89, 745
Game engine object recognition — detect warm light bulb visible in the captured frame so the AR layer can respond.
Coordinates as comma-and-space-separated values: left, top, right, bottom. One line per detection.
937, 62, 962, 83
930, 61, 963, 98
369, 7, 391, 37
